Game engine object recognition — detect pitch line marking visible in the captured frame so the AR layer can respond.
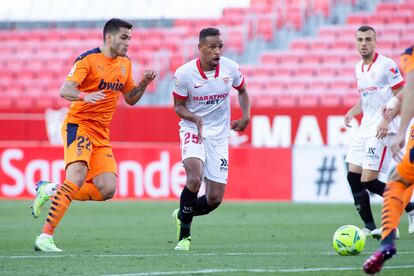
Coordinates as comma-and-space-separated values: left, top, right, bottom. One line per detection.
2, 251, 414, 259
102, 265, 414, 275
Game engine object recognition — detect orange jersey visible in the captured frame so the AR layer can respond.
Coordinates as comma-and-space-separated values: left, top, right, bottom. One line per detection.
400, 46, 414, 74
65, 47, 136, 127
396, 46, 414, 182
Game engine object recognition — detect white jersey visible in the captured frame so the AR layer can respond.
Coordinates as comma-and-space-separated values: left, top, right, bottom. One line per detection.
173, 56, 245, 138
355, 52, 404, 137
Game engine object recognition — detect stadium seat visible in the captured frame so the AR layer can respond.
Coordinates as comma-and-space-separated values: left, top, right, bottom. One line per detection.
297, 94, 320, 107
346, 13, 370, 25
320, 94, 342, 107
275, 94, 297, 107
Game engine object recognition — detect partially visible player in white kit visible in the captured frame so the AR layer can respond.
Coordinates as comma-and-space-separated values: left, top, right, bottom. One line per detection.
344, 25, 414, 238
171, 27, 250, 251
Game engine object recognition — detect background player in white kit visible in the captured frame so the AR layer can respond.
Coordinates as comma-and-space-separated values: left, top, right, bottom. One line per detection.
344, 25, 414, 238
171, 27, 250, 250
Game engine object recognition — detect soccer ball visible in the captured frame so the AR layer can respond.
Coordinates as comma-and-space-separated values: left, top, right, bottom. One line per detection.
332, 225, 366, 256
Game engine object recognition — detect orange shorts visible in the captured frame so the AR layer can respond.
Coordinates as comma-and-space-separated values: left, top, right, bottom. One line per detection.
397, 124, 414, 182
61, 120, 117, 181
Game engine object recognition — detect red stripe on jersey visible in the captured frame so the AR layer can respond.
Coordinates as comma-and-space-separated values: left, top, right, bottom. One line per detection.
196, 58, 208, 79
378, 146, 387, 172
173, 91, 188, 100
362, 52, 379, 72
233, 77, 245, 91
214, 63, 220, 78
391, 80, 405, 90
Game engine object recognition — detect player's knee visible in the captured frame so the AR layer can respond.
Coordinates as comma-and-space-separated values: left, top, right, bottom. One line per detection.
100, 183, 116, 200
186, 174, 203, 190
207, 195, 222, 209
67, 174, 86, 187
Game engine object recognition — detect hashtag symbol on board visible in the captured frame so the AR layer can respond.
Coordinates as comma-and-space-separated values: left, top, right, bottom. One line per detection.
315, 156, 337, 196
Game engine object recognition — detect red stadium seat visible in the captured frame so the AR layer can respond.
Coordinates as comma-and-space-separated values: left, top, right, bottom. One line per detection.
320, 94, 342, 107
275, 94, 297, 107
298, 94, 320, 107
346, 13, 370, 25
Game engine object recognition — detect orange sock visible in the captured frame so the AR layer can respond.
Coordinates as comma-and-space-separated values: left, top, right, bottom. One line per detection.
403, 184, 414, 209
381, 181, 406, 239
73, 182, 104, 201
42, 180, 79, 235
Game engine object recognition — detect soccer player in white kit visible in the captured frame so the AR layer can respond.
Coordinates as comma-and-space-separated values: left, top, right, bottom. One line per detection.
171, 27, 250, 250
344, 26, 414, 238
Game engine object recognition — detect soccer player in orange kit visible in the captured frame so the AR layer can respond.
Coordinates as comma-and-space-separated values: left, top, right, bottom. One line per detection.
32, 18, 156, 252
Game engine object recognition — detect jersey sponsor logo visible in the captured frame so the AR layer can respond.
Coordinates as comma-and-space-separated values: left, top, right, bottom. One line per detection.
389, 67, 399, 75
359, 86, 378, 94
390, 67, 401, 79
97, 79, 125, 92
192, 93, 229, 105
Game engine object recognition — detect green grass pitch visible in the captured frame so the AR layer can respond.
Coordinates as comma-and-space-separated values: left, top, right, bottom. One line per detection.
1, 200, 414, 275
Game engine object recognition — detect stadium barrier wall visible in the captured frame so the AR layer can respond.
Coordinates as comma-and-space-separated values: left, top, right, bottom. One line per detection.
0, 106, 359, 146
0, 145, 291, 200
1, 106, 372, 202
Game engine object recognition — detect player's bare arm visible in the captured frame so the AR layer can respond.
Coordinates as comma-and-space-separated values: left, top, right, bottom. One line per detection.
123, 69, 157, 105
344, 98, 362, 127
60, 80, 106, 103
174, 96, 203, 141
382, 86, 404, 121
392, 71, 414, 161
231, 85, 250, 132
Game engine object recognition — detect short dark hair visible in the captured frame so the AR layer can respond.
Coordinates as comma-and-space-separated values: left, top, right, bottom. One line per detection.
357, 25, 376, 34
103, 18, 133, 41
199, 27, 221, 43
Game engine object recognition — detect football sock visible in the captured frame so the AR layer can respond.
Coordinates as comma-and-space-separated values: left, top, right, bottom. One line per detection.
362, 179, 414, 213
179, 186, 198, 240
42, 179, 79, 235
193, 195, 214, 216
362, 179, 385, 196
381, 181, 406, 240
403, 185, 414, 212
73, 182, 104, 201
348, 172, 376, 230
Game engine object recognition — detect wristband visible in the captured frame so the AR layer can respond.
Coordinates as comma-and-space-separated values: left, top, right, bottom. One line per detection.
78, 92, 85, 101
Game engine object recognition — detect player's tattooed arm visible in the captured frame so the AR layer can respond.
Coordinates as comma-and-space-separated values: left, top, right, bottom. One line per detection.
60, 80, 105, 103
124, 70, 157, 105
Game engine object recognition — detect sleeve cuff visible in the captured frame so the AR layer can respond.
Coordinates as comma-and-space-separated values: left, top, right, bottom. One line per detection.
233, 77, 245, 91
173, 91, 188, 100
391, 81, 405, 90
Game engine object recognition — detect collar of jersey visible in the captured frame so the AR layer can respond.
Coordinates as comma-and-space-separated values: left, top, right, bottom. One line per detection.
196, 58, 220, 79
361, 52, 378, 72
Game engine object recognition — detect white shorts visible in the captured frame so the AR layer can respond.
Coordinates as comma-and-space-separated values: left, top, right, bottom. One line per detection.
345, 134, 393, 178
180, 129, 228, 184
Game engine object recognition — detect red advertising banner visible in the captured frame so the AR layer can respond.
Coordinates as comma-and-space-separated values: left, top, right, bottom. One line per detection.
0, 145, 291, 201
0, 106, 357, 147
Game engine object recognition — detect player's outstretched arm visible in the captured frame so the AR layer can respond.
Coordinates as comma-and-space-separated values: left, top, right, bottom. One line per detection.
231, 85, 250, 132
60, 80, 106, 103
123, 70, 157, 105
174, 97, 203, 141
